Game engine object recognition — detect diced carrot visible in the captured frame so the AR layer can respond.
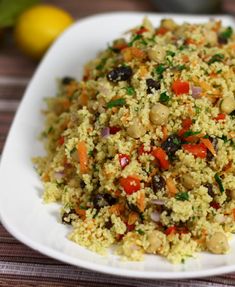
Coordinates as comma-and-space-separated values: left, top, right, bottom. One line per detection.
162, 125, 168, 142
80, 92, 88, 106
152, 147, 170, 170
122, 47, 146, 62
130, 47, 146, 59
66, 82, 78, 97
136, 191, 145, 212
136, 27, 148, 34
183, 143, 207, 159
165, 226, 176, 235
178, 118, 192, 137
77, 141, 89, 173
75, 208, 86, 220
156, 27, 169, 35
166, 177, 177, 196
128, 211, 139, 225
182, 54, 190, 63
139, 65, 148, 77
200, 138, 217, 157
185, 38, 196, 45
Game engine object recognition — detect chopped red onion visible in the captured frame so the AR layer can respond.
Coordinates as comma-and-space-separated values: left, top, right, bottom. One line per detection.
191, 86, 202, 99
151, 199, 165, 205
150, 211, 160, 222
101, 127, 110, 138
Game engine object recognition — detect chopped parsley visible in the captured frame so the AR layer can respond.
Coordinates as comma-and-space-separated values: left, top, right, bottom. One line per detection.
155, 64, 167, 76
216, 69, 222, 74
195, 106, 201, 114
173, 138, 181, 145
96, 58, 107, 70
107, 98, 126, 109
175, 192, 189, 201
137, 229, 145, 235
88, 150, 94, 156
128, 34, 142, 47
176, 64, 186, 71
124, 86, 135, 95
183, 130, 201, 138
47, 126, 54, 134
159, 92, 170, 103
214, 173, 224, 193
208, 53, 224, 65
166, 50, 176, 57
219, 26, 233, 41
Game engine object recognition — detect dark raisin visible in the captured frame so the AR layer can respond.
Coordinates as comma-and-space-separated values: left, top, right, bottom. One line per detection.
204, 183, 214, 198
107, 66, 132, 82
146, 78, 160, 94
80, 180, 86, 189
62, 209, 76, 224
127, 202, 141, 213
206, 137, 218, 161
105, 219, 113, 229
161, 134, 182, 156
92, 193, 117, 209
218, 35, 228, 45
62, 77, 74, 85
152, 175, 166, 193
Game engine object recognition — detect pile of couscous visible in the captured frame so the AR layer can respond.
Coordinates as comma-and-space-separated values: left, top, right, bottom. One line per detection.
34, 18, 235, 263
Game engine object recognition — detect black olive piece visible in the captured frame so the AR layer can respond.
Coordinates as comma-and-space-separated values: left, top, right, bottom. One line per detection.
218, 35, 228, 45
161, 134, 182, 156
204, 183, 214, 198
152, 175, 166, 193
104, 219, 113, 229
206, 137, 218, 162
146, 78, 160, 94
80, 180, 86, 189
62, 77, 74, 85
62, 209, 76, 224
127, 202, 141, 213
92, 193, 117, 209
107, 66, 132, 82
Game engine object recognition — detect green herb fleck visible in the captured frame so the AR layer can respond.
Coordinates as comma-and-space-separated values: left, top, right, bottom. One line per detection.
173, 138, 181, 145
96, 58, 107, 70
216, 69, 222, 74
124, 86, 135, 95
219, 26, 233, 40
183, 130, 201, 138
166, 50, 176, 57
178, 45, 186, 51
128, 34, 142, 47
107, 98, 126, 109
88, 150, 94, 156
70, 147, 76, 155
79, 205, 87, 210
175, 192, 189, 201
195, 106, 201, 114
176, 64, 186, 71
214, 173, 224, 193
159, 92, 170, 103
137, 229, 145, 235
155, 64, 166, 76
208, 53, 224, 65
47, 126, 54, 134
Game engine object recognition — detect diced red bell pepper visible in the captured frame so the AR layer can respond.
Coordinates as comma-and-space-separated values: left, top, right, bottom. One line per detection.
118, 154, 130, 169
119, 176, 141, 195
136, 27, 148, 35
183, 143, 207, 159
165, 226, 176, 235
210, 201, 221, 210
109, 126, 121, 134
172, 80, 190, 95
177, 226, 189, 234
213, 113, 226, 121
152, 147, 170, 170
178, 118, 192, 137
126, 223, 135, 232
156, 27, 169, 35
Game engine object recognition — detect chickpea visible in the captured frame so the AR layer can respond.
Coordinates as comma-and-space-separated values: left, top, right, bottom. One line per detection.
127, 119, 146, 139
220, 96, 235, 114
146, 231, 162, 253
206, 232, 229, 254
161, 19, 177, 30
147, 47, 165, 63
181, 174, 200, 190
150, 103, 169, 125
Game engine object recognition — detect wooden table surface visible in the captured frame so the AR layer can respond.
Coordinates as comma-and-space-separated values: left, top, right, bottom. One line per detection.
1, 0, 235, 286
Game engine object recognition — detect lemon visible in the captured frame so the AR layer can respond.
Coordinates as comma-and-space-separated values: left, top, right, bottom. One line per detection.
14, 5, 73, 59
